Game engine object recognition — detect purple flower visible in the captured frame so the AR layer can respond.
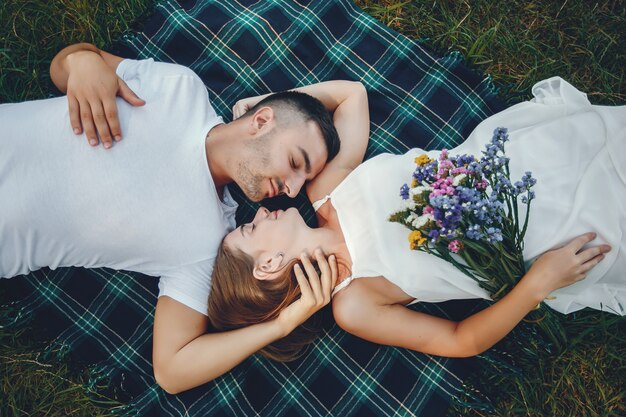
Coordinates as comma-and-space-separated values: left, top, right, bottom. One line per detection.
457, 186, 480, 204
455, 154, 475, 167
467, 161, 483, 175
466, 224, 483, 240
485, 227, 503, 243
492, 127, 509, 148
522, 171, 537, 187
412, 162, 437, 183
400, 184, 410, 200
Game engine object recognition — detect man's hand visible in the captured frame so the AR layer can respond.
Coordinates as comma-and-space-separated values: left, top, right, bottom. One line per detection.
276, 249, 338, 335
232, 94, 270, 120
50, 43, 145, 148
65, 50, 145, 148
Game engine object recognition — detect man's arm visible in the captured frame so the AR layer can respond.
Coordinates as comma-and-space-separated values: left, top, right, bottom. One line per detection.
50, 43, 145, 148
153, 250, 337, 394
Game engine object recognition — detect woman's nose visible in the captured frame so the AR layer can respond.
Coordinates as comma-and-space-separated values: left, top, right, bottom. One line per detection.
255, 207, 270, 220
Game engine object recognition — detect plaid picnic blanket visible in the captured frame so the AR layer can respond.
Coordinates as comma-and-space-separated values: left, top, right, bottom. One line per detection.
0, 0, 505, 415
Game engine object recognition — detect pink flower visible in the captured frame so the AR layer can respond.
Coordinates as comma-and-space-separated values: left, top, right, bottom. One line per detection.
423, 206, 434, 215
438, 160, 454, 176
475, 179, 488, 190
448, 240, 463, 253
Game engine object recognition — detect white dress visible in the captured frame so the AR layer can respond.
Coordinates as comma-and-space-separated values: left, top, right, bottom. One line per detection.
318, 77, 626, 315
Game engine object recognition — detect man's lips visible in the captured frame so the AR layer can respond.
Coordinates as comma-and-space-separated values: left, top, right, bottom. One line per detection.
268, 179, 276, 198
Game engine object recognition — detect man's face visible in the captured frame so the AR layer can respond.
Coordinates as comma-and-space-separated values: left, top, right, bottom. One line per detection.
236, 121, 328, 202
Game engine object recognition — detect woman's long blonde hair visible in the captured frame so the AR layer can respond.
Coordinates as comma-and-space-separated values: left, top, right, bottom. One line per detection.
207, 241, 323, 362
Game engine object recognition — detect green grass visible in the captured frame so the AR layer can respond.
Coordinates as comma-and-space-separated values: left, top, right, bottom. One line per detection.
0, 327, 122, 417
456, 312, 626, 417
0, 0, 153, 103
1, 0, 625, 416
357, 0, 624, 106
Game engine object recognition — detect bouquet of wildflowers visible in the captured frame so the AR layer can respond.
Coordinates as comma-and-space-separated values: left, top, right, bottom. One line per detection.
390, 128, 565, 346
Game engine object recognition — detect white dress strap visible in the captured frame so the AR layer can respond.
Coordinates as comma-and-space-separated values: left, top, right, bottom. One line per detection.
311, 195, 330, 212
331, 276, 355, 298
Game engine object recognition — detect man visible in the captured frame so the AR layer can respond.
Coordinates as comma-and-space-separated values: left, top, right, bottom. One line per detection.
0, 43, 368, 393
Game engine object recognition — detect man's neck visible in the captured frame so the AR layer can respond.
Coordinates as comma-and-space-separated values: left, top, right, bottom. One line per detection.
205, 123, 236, 192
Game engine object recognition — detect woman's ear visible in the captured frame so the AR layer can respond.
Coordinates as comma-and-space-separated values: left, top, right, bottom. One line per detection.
253, 252, 285, 281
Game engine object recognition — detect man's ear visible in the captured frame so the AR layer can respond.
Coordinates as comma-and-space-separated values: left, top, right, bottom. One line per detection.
253, 252, 284, 281
248, 107, 275, 135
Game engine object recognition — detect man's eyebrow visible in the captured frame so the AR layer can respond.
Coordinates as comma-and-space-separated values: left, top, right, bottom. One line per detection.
298, 146, 311, 174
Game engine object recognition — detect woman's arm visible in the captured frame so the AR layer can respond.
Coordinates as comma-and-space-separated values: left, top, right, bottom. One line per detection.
50, 43, 144, 147
333, 233, 611, 357
153, 250, 337, 394
304, 81, 369, 203
232, 80, 370, 202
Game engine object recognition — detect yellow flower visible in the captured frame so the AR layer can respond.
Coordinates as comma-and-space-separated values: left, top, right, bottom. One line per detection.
414, 154, 432, 167
408, 230, 427, 249
411, 178, 418, 188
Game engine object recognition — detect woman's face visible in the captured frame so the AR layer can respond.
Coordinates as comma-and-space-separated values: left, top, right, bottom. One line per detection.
223, 206, 309, 279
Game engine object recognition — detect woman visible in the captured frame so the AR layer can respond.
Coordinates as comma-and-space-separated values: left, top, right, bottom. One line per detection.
208, 76, 625, 360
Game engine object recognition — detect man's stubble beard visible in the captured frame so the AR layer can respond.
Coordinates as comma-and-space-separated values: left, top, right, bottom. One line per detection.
237, 137, 272, 202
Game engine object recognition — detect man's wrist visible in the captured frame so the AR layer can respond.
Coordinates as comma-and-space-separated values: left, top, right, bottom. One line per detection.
65, 49, 101, 71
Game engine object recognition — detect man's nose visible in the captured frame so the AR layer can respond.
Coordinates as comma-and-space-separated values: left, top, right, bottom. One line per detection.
285, 175, 306, 198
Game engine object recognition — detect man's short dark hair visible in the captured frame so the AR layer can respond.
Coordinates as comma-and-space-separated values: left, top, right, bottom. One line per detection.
246, 91, 340, 162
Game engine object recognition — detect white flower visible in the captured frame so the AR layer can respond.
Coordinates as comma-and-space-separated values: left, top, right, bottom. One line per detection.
452, 173, 467, 186
411, 213, 434, 228
406, 213, 417, 223
410, 185, 431, 196
403, 200, 417, 211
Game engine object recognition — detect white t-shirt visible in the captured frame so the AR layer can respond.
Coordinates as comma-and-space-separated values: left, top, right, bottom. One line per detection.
0, 59, 237, 315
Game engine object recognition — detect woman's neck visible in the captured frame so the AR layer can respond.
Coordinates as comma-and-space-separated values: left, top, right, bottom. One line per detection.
306, 224, 353, 282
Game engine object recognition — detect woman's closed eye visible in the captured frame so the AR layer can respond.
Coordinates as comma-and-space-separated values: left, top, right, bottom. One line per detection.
239, 223, 255, 237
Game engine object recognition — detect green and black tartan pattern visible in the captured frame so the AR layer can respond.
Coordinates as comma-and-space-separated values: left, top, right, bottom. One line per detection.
1, 0, 503, 415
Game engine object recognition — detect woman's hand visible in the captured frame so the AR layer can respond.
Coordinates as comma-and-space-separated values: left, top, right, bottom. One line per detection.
232, 94, 269, 120
65, 50, 144, 148
526, 232, 611, 299
276, 249, 338, 336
